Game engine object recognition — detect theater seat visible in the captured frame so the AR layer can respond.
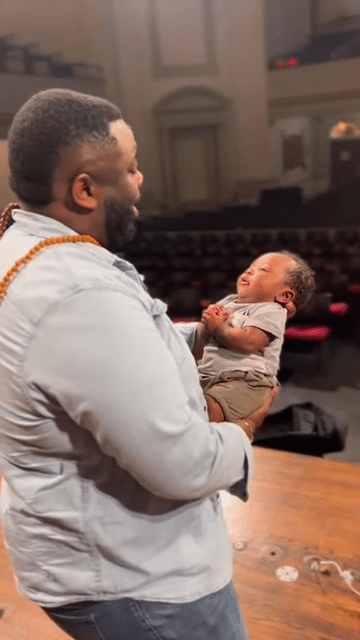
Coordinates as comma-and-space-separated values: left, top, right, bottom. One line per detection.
166, 286, 202, 318
329, 302, 349, 316
284, 325, 331, 342
280, 324, 332, 379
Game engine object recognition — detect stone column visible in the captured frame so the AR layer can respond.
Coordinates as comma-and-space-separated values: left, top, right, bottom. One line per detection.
226, 0, 273, 198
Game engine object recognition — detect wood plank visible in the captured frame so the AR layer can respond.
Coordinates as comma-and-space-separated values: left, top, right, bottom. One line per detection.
223, 446, 360, 640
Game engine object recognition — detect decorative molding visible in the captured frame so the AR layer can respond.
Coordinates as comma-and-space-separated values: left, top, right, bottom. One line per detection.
155, 86, 227, 113
270, 87, 360, 110
149, 0, 217, 78
154, 87, 227, 132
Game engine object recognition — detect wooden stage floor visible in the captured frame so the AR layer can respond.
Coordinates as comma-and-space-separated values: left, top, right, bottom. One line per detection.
0, 447, 359, 639
223, 446, 360, 640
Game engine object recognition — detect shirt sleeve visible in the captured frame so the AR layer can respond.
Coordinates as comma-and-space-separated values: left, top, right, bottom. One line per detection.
24, 288, 253, 502
241, 303, 287, 339
173, 320, 198, 351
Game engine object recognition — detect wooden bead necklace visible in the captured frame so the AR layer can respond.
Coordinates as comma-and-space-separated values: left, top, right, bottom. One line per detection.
0, 203, 101, 305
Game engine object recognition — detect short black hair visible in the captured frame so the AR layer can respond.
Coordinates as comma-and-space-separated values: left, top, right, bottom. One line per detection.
8, 88, 122, 207
280, 250, 316, 309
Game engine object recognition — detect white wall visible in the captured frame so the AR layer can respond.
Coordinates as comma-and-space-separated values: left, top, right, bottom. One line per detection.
0, 142, 16, 211
344, 0, 360, 15
0, 74, 105, 116
111, 0, 272, 205
3, 0, 360, 209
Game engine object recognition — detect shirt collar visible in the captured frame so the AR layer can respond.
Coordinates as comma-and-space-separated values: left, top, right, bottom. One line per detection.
11, 210, 145, 282
11, 209, 118, 267
12, 210, 80, 238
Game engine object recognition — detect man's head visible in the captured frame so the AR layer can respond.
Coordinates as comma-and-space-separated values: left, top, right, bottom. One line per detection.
236, 251, 315, 311
7, 89, 143, 251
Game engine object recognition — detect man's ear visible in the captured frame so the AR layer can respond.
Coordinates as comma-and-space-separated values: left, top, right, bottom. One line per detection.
275, 288, 295, 304
71, 173, 97, 211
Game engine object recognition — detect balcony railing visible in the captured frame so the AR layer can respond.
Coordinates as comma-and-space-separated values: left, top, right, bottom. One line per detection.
269, 28, 360, 70
0, 34, 104, 81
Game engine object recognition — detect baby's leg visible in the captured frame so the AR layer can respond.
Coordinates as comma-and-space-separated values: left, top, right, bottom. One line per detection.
205, 375, 275, 423
205, 394, 226, 422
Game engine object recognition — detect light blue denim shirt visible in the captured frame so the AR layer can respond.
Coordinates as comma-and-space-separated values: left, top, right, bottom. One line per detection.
0, 211, 253, 608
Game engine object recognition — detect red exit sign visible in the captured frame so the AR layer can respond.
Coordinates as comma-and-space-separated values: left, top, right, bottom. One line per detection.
275, 58, 299, 68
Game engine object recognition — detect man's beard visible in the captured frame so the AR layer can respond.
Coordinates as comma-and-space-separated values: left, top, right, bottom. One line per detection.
104, 197, 137, 254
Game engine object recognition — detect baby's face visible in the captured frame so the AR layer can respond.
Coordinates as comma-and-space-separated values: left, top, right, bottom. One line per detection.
236, 253, 296, 303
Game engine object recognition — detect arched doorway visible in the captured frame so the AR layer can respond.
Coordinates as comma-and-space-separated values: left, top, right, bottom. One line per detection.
154, 87, 229, 210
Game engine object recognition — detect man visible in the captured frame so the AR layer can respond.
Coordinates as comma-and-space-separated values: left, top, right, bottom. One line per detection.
0, 89, 276, 640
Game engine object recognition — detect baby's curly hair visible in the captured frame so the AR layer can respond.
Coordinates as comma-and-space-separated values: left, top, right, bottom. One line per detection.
8, 88, 122, 207
280, 250, 316, 310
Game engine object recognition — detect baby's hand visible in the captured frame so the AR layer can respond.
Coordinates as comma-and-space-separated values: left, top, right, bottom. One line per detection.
202, 304, 230, 333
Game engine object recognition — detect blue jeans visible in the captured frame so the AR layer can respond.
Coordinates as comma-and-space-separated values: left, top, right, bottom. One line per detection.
43, 581, 249, 640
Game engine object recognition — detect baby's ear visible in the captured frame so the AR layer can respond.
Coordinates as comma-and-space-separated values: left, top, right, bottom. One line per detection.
275, 290, 296, 319
275, 289, 295, 304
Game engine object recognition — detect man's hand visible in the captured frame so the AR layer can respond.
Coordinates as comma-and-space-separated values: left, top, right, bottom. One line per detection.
246, 385, 279, 427
235, 386, 279, 439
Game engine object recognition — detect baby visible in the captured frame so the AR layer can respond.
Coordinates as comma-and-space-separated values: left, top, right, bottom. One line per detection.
195, 251, 315, 423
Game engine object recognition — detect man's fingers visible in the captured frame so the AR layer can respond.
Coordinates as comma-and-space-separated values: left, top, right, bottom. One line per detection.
244, 386, 280, 429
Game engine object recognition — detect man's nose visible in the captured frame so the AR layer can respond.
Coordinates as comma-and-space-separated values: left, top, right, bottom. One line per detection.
136, 170, 144, 187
